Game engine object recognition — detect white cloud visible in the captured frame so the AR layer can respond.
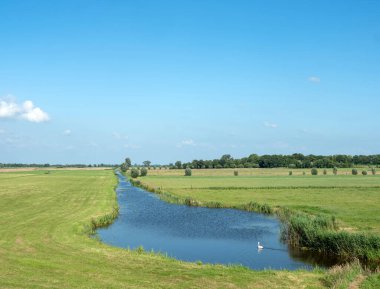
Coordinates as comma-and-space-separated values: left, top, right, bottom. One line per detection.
264, 121, 278, 128
63, 129, 72, 136
0, 100, 19, 117
308, 76, 320, 83
0, 98, 49, 123
177, 139, 196, 147
113, 132, 128, 140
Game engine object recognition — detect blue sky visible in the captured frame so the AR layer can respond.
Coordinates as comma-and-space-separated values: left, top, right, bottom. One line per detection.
1, 0, 379, 164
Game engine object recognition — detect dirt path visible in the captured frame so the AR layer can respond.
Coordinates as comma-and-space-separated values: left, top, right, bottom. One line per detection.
348, 274, 367, 289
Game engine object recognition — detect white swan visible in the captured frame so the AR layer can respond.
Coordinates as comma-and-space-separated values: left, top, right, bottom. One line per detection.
257, 242, 264, 249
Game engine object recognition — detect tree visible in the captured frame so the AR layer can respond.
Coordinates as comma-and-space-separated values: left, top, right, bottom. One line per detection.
362, 170, 367, 175
175, 161, 182, 169
289, 171, 293, 176
234, 170, 238, 176
185, 167, 192, 176
143, 160, 151, 167
125, 158, 132, 168
311, 168, 318, 175
352, 168, 358, 175
120, 163, 128, 172
323, 169, 327, 175
371, 167, 376, 175
333, 167, 338, 175
130, 168, 139, 178
140, 168, 148, 176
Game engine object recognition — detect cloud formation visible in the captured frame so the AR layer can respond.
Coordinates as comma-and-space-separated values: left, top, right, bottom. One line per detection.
0, 98, 49, 123
308, 76, 320, 83
264, 121, 278, 128
178, 139, 196, 147
63, 129, 72, 136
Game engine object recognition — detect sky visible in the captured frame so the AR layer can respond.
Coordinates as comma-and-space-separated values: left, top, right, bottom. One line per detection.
1, 0, 380, 164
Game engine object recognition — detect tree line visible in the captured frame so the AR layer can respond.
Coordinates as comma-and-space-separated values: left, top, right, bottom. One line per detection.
120, 154, 380, 171
170, 154, 380, 169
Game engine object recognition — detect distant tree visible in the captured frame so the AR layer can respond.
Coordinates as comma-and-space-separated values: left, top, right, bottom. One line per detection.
289, 171, 293, 176
311, 168, 318, 175
371, 167, 376, 175
234, 170, 239, 176
130, 168, 139, 178
303, 171, 306, 175
120, 163, 128, 172
140, 168, 148, 176
185, 167, 192, 176
362, 170, 367, 175
288, 164, 296, 169
323, 169, 327, 175
143, 160, 151, 167
175, 161, 182, 169
333, 167, 338, 175
352, 168, 358, 175
125, 158, 132, 168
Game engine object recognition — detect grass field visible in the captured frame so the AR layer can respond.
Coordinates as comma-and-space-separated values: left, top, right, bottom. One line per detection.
0, 169, 329, 289
139, 169, 380, 234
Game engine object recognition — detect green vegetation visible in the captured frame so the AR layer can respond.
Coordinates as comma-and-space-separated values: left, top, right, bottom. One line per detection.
0, 169, 329, 289
140, 167, 148, 176
353, 169, 358, 175
185, 167, 192, 176
135, 168, 380, 263
130, 168, 139, 178
169, 153, 380, 169
311, 168, 318, 175
234, 170, 239, 176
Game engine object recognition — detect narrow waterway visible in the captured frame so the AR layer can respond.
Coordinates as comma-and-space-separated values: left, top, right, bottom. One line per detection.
98, 172, 333, 270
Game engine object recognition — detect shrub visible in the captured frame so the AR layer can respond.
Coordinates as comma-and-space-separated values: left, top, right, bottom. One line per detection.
362, 170, 367, 175
323, 169, 327, 175
371, 167, 376, 175
311, 168, 318, 175
303, 171, 306, 176
352, 168, 358, 175
333, 167, 338, 175
185, 167, 192, 176
140, 168, 148, 176
234, 170, 238, 176
289, 171, 293, 176
130, 168, 139, 178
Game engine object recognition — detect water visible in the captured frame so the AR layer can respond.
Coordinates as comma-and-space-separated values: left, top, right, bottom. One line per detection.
98, 172, 331, 270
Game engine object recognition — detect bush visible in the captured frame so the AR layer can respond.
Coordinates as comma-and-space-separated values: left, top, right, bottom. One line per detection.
140, 168, 148, 176
289, 171, 292, 176
333, 167, 338, 175
130, 168, 139, 178
311, 168, 318, 175
323, 169, 327, 175
362, 170, 367, 175
352, 168, 358, 175
234, 170, 238, 176
185, 167, 192, 176
371, 167, 376, 175
303, 171, 306, 176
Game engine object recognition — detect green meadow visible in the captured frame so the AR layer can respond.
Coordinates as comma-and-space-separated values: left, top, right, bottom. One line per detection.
0, 169, 329, 289
140, 169, 380, 234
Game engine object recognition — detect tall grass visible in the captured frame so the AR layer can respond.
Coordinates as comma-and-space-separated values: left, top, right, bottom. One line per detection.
282, 212, 380, 265
323, 259, 363, 289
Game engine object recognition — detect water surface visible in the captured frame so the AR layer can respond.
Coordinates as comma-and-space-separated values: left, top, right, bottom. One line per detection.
98, 172, 329, 270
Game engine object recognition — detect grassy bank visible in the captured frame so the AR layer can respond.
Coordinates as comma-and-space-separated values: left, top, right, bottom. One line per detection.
0, 169, 328, 289
130, 168, 380, 265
